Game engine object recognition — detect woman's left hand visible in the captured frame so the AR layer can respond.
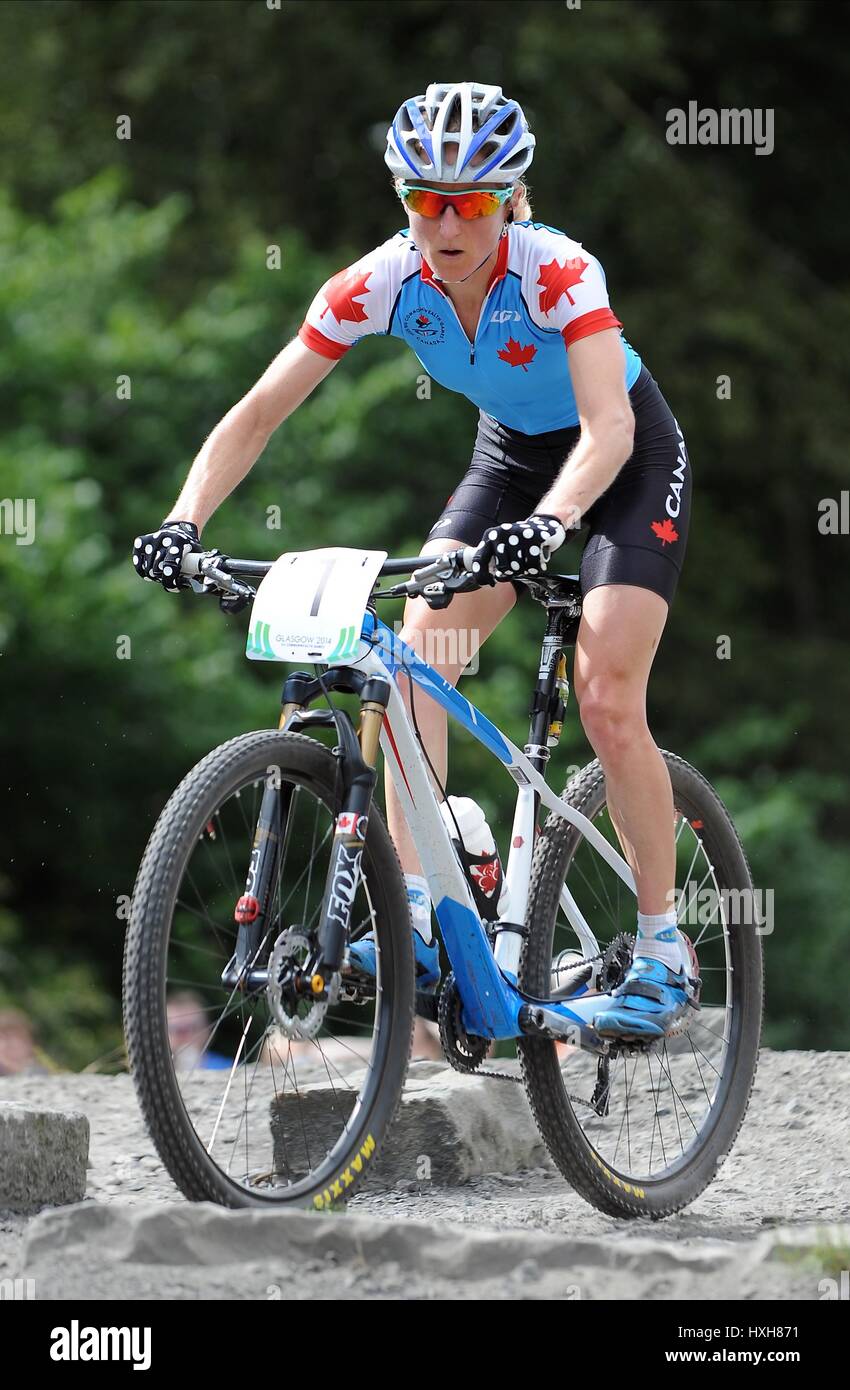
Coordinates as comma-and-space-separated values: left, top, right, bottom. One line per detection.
469, 513, 567, 584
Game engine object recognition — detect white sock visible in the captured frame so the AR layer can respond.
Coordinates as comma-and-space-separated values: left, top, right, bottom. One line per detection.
405, 873, 433, 944
636, 909, 686, 973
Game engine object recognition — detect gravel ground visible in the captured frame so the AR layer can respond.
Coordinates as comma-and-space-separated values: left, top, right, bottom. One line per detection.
1, 1049, 848, 1300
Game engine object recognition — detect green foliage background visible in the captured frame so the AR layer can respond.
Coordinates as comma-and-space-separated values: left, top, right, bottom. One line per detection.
0, 0, 848, 1065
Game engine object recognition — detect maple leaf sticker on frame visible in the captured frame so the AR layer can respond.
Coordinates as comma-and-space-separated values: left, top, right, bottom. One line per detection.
650, 518, 679, 545
537, 257, 588, 315
320, 266, 372, 325
497, 336, 537, 372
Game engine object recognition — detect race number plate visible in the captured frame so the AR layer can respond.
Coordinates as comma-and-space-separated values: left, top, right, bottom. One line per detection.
245, 548, 387, 663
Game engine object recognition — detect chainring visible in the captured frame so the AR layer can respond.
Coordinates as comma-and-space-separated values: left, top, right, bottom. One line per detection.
437, 972, 490, 1074
599, 931, 636, 993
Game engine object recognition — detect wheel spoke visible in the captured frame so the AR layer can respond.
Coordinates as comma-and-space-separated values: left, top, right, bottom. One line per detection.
520, 766, 756, 1204
128, 743, 410, 1208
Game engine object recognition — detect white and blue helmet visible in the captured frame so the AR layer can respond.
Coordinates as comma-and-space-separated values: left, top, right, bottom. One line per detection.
385, 82, 535, 184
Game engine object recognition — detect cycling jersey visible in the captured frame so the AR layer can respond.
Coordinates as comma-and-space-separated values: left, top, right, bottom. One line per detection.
298, 221, 642, 434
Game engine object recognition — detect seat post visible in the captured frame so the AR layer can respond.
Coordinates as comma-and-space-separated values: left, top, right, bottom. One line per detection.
525, 604, 566, 778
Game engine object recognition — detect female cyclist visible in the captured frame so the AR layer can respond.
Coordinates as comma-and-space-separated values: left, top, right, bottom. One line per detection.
132, 81, 694, 1042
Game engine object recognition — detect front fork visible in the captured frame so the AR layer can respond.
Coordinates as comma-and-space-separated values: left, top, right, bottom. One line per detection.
309, 689, 387, 988
222, 669, 389, 995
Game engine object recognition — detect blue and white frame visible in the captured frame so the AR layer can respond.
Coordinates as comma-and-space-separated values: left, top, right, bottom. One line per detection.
331, 610, 638, 1047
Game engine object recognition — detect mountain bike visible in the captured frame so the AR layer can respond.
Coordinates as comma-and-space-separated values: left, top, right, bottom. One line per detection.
122, 543, 763, 1218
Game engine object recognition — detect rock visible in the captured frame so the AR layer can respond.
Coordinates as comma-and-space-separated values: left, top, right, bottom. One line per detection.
0, 1103, 89, 1214
269, 1060, 551, 1190
3, 1048, 849, 1301
22, 1200, 756, 1289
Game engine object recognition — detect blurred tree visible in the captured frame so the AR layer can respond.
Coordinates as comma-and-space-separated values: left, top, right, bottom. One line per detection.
0, 1, 848, 1059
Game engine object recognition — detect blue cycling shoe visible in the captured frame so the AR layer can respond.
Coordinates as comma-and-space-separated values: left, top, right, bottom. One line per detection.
346, 930, 441, 992
593, 956, 694, 1041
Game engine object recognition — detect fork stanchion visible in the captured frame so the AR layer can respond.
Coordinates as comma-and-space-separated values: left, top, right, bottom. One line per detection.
279, 703, 302, 729
358, 701, 386, 768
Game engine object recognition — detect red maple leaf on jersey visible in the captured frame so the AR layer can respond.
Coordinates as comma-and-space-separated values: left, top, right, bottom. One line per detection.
537, 256, 588, 315
319, 267, 372, 325
497, 336, 537, 371
417, 314, 430, 327
650, 518, 679, 545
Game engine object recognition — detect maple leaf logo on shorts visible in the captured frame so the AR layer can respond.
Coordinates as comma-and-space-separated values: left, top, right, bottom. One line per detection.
650, 518, 679, 545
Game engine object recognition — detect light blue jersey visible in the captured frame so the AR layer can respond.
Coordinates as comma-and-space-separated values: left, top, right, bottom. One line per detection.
299, 220, 641, 433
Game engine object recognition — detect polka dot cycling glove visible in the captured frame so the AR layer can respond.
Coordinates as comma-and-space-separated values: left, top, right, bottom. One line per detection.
132, 520, 202, 592
470, 513, 567, 585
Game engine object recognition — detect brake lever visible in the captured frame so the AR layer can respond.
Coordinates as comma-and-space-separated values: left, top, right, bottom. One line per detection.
183, 551, 254, 607
199, 561, 236, 589
411, 558, 458, 586
408, 545, 478, 591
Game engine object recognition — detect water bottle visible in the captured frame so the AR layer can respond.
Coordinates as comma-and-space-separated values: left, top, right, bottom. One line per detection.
439, 796, 510, 921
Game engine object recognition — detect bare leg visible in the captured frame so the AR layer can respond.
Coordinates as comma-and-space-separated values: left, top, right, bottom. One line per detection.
572, 584, 674, 915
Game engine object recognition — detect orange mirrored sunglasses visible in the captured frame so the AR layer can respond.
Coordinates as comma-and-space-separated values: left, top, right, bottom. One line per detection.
397, 183, 513, 220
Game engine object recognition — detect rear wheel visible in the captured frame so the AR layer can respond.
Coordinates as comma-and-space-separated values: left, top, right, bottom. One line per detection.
123, 730, 415, 1210
518, 753, 763, 1219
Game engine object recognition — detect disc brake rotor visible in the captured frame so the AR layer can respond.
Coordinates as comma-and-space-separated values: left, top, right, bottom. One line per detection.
267, 927, 337, 1041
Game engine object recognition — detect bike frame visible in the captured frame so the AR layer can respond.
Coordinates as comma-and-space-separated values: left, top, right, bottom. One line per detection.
323, 604, 637, 1050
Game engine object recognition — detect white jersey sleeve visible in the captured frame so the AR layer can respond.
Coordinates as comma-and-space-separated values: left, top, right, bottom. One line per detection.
298, 233, 411, 359
514, 222, 624, 348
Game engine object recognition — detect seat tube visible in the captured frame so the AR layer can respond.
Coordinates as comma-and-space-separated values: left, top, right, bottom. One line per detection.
494, 608, 566, 979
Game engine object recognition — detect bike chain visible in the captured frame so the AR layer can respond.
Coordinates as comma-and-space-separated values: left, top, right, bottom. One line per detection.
438, 950, 616, 1113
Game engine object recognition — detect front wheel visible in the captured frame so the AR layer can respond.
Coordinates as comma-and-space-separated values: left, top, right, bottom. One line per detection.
122, 729, 415, 1210
518, 752, 763, 1219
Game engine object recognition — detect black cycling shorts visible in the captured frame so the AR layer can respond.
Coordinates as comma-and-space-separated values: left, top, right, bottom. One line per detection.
425, 364, 692, 606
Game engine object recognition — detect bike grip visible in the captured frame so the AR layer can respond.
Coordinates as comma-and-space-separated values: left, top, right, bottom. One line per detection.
460, 545, 478, 572
181, 552, 202, 577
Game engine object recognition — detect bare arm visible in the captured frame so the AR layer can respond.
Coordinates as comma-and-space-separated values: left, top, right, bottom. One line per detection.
167, 338, 338, 532
536, 330, 635, 532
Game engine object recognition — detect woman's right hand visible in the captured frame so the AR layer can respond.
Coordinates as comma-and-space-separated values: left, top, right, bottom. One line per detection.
132, 520, 203, 592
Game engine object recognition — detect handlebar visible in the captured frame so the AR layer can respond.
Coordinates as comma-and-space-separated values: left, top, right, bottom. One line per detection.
181, 546, 481, 603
